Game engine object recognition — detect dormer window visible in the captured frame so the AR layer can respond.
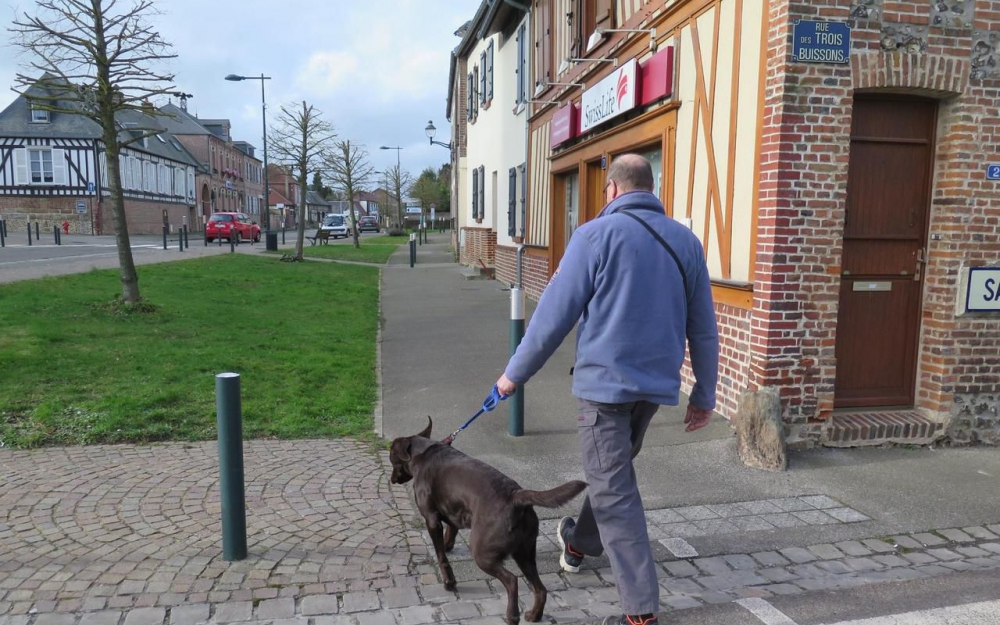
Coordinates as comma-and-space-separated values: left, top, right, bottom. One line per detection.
30, 103, 49, 123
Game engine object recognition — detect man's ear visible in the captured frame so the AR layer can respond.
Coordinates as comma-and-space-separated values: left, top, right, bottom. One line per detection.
417, 416, 432, 438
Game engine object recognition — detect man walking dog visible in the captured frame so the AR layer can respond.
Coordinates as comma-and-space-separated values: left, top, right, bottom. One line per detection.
496, 154, 719, 625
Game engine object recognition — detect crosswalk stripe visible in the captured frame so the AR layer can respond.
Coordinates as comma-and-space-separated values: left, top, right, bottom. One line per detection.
820, 599, 1000, 624
736, 598, 798, 625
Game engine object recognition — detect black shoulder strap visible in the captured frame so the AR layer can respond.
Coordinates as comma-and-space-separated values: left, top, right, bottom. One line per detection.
619, 210, 690, 302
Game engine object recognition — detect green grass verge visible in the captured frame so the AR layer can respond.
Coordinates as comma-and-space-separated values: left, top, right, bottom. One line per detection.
301, 242, 401, 264
0, 255, 380, 448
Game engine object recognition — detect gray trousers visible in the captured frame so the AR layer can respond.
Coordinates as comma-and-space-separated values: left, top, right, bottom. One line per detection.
571, 398, 659, 615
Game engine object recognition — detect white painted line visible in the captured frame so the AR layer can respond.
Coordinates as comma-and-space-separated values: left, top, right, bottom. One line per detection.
822, 599, 1000, 624
659, 537, 698, 558
976, 470, 991, 477
736, 598, 798, 625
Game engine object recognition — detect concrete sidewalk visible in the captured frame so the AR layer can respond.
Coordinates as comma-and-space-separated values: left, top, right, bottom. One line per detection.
379, 233, 1000, 562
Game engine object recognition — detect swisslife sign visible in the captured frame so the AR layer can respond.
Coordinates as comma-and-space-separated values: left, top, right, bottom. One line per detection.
581, 58, 638, 133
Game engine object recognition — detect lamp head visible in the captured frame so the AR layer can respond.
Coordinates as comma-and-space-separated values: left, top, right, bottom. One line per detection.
224, 74, 245, 82
425, 120, 436, 140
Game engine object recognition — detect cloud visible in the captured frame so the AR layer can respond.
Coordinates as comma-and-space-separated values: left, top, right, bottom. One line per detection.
296, 51, 361, 97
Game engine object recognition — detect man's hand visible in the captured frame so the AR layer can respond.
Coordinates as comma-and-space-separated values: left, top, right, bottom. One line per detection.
684, 404, 713, 433
496, 374, 518, 398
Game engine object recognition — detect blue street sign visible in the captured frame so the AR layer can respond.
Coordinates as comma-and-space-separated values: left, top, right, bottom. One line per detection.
87, 181, 95, 194
792, 20, 851, 64
988, 164, 1000, 180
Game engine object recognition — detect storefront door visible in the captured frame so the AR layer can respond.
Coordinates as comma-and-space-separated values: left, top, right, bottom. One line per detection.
835, 96, 937, 408
563, 171, 579, 253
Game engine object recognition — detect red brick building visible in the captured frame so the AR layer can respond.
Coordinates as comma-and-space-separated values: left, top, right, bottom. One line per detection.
515, 0, 999, 446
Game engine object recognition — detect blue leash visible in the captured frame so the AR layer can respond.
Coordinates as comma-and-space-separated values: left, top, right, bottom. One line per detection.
442, 385, 509, 445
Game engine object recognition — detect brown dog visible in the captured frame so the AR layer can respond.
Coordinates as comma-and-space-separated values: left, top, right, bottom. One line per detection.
389, 418, 587, 625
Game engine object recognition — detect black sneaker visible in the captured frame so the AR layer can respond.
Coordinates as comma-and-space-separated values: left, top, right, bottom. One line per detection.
556, 516, 584, 573
602, 615, 659, 625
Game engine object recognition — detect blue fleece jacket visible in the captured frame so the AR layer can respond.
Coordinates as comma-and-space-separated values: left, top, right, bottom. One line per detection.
504, 191, 719, 409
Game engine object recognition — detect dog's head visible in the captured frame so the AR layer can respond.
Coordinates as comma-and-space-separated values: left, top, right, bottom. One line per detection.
389, 417, 433, 485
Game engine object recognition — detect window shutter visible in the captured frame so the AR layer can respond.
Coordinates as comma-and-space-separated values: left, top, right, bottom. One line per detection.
467, 72, 474, 121
508, 167, 517, 237
473, 66, 480, 116
596, 0, 613, 27
52, 149, 66, 185
188, 169, 195, 200
520, 162, 527, 239
516, 26, 524, 105
480, 52, 487, 105
13, 148, 28, 185
479, 166, 485, 221
472, 167, 479, 219
487, 40, 494, 102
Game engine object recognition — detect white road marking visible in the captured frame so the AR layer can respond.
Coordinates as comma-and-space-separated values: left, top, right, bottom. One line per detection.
821, 599, 1000, 624
976, 470, 991, 477
659, 537, 698, 558
736, 598, 798, 625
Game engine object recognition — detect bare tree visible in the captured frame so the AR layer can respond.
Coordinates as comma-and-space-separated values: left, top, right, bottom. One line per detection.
385, 164, 413, 234
10, 0, 179, 304
323, 140, 375, 248
268, 101, 336, 260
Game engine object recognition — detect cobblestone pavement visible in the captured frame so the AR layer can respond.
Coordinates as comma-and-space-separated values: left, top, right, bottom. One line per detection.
2, 441, 1000, 625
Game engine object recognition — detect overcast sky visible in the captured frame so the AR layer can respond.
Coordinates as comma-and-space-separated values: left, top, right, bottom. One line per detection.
0, 0, 479, 184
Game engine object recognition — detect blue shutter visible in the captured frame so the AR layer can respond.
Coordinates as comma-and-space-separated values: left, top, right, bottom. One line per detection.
472, 167, 478, 219
479, 166, 485, 221
520, 162, 527, 240
487, 40, 494, 102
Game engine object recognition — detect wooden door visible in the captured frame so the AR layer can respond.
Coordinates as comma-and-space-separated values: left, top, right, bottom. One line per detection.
584, 160, 606, 223
835, 97, 937, 408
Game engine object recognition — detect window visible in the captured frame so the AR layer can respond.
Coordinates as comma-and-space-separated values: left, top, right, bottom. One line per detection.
158, 164, 169, 194
487, 40, 495, 103
480, 51, 487, 106
29, 149, 54, 183
517, 23, 529, 105
174, 168, 185, 197
131, 157, 140, 191
30, 103, 49, 123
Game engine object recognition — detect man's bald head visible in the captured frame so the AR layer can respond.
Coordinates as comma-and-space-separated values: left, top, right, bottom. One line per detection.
607, 154, 654, 194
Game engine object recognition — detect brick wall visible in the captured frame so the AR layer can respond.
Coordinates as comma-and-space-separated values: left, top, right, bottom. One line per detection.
754, 0, 1000, 445
680, 302, 752, 420
496, 245, 551, 300
0, 196, 96, 234
97, 198, 194, 235
460, 227, 497, 268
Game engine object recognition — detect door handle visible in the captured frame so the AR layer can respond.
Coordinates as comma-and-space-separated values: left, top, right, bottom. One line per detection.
914, 248, 926, 281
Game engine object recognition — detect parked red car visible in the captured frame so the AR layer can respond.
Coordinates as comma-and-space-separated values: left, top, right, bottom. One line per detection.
206, 212, 261, 243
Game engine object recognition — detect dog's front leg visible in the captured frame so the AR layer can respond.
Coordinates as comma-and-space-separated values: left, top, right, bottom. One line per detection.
425, 516, 457, 590
443, 521, 457, 552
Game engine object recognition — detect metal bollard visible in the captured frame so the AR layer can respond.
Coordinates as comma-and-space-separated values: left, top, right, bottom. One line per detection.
282, 227, 285, 245
1, 218, 6, 238
215, 372, 248, 561
54, 226, 59, 245
0, 221, 5, 248
409, 233, 415, 268
230, 234, 235, 253
178, 229, 183, 252
163, 226, 168, 250
28, 223, 32, 246
509, 244, 527, 437
35, 222, 40, 240
184, 225, 189, 250
204, 227, 208, 247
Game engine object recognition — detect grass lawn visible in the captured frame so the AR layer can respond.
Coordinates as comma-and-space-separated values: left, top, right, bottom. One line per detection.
301, 240, 402, 264
0, 255, 379, 448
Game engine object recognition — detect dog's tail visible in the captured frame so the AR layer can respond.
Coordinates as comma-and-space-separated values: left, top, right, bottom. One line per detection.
512, 480, 587, 508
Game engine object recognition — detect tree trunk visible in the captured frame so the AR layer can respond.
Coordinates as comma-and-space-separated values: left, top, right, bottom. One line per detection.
346, 142, 359, 249
101, 114, 141, 303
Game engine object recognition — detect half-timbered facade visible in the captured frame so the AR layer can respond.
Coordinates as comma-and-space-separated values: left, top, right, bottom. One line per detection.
514, 0, 1000, 447
0, 82, 200, 235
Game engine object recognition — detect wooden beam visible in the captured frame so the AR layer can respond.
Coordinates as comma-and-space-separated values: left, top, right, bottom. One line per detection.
691, 18, 727, 272
723, 0, 744, 280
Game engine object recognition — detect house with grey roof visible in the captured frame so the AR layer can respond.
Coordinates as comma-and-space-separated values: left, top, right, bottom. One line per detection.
0, 78, 201, 235
159, 102, 264, 230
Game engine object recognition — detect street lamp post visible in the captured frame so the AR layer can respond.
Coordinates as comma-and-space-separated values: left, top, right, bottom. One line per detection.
424, 120, 452, 150
380, 146, 403, 229
225, 73, 272, 232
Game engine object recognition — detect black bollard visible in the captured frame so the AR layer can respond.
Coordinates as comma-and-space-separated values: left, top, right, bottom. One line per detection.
0, 221, 5, 248
28, 223, 32, 246
230, 234, 235, 253
1, 218, 6, 238
54, 226, 59, 245
184, 225, 189, 250
35, 222, 40, 240
163, 226, 168, 250
282, 227, 285, 245
215, 372, 248, 561
178, 229, 183, 252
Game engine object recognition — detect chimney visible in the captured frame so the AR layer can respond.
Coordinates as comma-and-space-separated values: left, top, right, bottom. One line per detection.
179, 94, 189, 112
141, 99, 154, 114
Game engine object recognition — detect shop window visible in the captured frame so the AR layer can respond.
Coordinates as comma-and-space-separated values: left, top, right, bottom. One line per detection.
564, 172, 579, 251
639, 146, 664, 202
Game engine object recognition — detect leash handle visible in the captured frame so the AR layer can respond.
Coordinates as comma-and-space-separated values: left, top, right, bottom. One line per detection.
443, 385, 510, 445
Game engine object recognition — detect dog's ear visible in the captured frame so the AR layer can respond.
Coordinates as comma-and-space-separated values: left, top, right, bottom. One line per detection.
391, 437, 412, 462
417, 416, 432, 438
